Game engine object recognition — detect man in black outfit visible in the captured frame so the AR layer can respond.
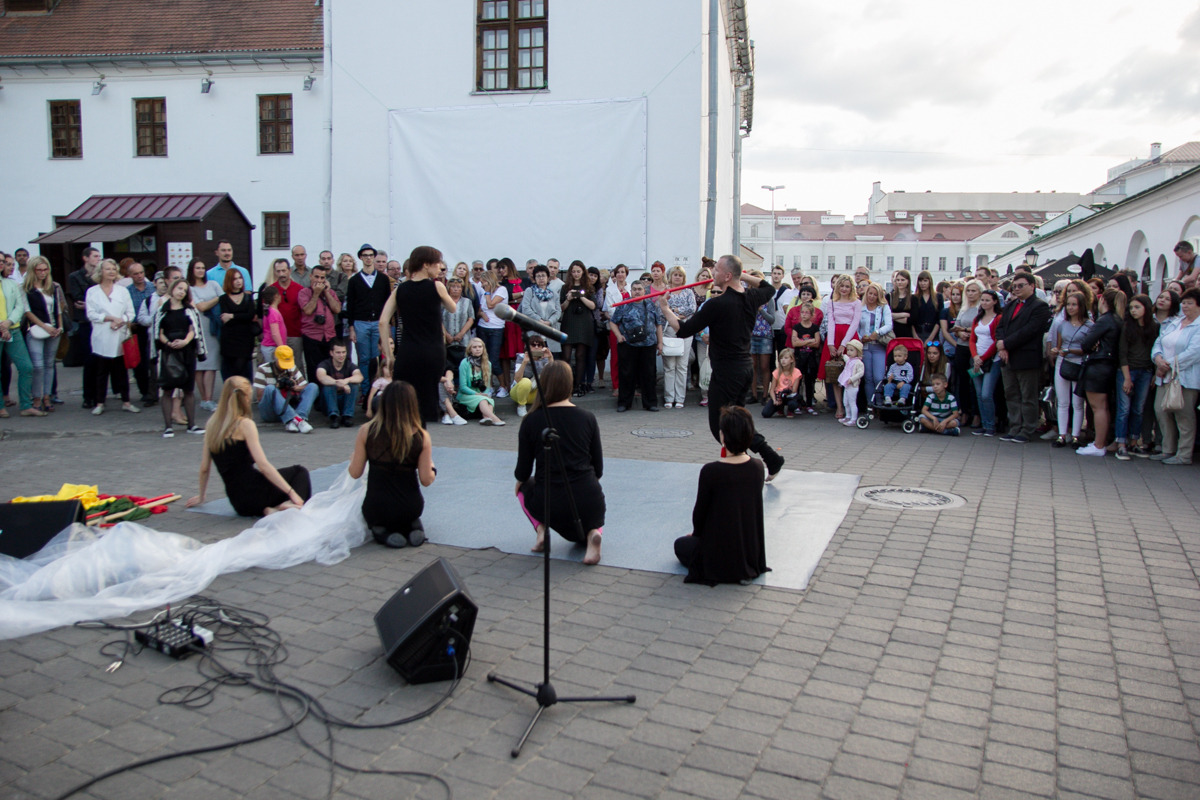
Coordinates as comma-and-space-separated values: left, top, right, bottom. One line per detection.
995, 273, 1051, 443
659, 254, 785, 480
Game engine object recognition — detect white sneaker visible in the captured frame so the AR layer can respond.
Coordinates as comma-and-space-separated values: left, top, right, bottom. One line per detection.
91, 405, 104, 416
452, 415, 468, 426
480, 418, 492, 426
441, 414, 453, 425
492, 418, 506, 426
495, 388, 509, 398
162, 428, 174, 439
122, 403, 141, 413
516, 405, 528, 417
285, 419, 300, 433
297, 419, 313, 434
1076, 443, 1106, 457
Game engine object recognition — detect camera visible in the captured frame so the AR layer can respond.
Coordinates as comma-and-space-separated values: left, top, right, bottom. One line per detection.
277, 375, 295, 392
313, 314, 326, 325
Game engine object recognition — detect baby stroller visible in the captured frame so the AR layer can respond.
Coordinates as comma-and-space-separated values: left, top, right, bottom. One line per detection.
857, 337, 925, 433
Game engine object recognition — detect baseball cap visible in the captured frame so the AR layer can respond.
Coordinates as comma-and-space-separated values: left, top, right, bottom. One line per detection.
274, 345, 295, 369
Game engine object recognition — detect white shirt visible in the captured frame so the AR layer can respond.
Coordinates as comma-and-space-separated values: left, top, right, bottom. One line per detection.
86, 283, 135, 358
478, 286, 507, 329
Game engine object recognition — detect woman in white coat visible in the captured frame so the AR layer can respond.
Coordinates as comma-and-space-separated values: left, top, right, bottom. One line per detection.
85, 259, 140, 415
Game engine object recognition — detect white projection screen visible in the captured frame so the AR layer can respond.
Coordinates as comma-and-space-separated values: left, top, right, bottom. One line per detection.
389, 97, 647, 267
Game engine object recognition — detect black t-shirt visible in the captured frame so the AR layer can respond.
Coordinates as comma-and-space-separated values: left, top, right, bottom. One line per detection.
677, 284, 775, 366
317, 357, 358, 382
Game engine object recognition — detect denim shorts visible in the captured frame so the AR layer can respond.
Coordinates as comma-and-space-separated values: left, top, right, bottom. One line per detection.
750, 336, 773, 355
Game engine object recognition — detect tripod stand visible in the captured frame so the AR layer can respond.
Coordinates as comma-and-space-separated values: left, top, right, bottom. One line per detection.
487, 340, 636, 758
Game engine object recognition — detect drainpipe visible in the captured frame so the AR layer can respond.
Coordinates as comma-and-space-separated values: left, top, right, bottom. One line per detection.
321, 0, 333, 249
703, 0, 718, 259
733, 83, 744, 254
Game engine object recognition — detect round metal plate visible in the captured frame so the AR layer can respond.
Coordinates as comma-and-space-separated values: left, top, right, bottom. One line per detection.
854, 485, 965, 510
630, 428, 694, 439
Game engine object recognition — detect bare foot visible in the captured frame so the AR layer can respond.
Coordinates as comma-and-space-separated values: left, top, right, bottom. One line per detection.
583, 530, 602, 565
531, 525, 547, 553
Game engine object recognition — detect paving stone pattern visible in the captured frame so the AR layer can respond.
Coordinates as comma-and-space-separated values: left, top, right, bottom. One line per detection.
2, 373, 1200, 799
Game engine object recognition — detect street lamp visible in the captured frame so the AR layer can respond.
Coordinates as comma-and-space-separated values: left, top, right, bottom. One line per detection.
1025, 247, 1038, 267
762, 185, 784, 270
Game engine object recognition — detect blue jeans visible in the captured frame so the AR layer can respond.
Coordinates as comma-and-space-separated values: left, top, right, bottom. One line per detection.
321, 385, 357, 418
25, 332, 59, 399
1114, 368, 1153, 443
971, 360, 1001, 433
862, 343, 887, 399
352, 321, 380, 398
883, 382, 912, 403
259, 383, 318, 423
478, 326, 504, 378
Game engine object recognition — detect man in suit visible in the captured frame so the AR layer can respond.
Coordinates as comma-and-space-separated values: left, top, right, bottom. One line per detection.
995, 272, 1050, 443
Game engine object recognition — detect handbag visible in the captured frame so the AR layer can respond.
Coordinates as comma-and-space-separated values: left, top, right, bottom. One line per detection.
824, 356, 845, 382
28, 323, 51, 340
1058, 359, 1082, 382
122, 335, 141, 369
56, 331, 71, 361
159, 348, 188, 389
661, 337, 686, 357
1161, 364, 1185, 413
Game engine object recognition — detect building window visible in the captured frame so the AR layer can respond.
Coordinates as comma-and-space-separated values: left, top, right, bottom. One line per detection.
938, 257, 947, 271
258, 95, 293, 154
477, 0, 547, 92
828, 256, 835, 270
134, 98, 167, 157
865, 256, 874, 269
886, 256, 895, 269
793, 256, 801, 269
921, 257, 930, 270
263, 212, 290, 249
903, 256, 912, 270
843, 256, 852, 270
811, 255, 818, 270
750, 224, 760, 238
776, 256, 784, 267
956, 257, 964, 272
49, 100, 82, 159
1002, 230, 1020, 239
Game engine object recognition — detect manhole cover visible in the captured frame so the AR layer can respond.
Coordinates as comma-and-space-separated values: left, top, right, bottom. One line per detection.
631, 428, 694, 439
854, 486, 965, 510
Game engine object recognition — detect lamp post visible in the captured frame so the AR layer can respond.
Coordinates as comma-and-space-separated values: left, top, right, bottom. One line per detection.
762, 185, 784, 271
1025, 247, 1039, 267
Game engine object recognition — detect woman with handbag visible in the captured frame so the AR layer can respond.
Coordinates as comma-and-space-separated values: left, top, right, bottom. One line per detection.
662, 266, 697, 408
1075, 290, 1125, 457
85, 259, 140, 416
151, 278, 207, 437
443, 277, 476, 369
187, 258, 223, 412
560, 261, 596, 397
516, 265, 561, 355
1151, 287, 1200, 465
858, 282, 893, 404
1048, 292, 1092, 448
21, 256, 65, 415
1114, 295, 1159, 460
969, 290, 1003, 437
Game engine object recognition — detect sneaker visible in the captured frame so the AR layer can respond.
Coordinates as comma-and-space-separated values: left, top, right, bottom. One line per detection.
187, 426, 205, 435
441, 414, 453, 425
1039, 429, 1060, 441
1076, 443, 1106, 457
202, 400, 218, 412
699, 398, 708, 407
162, 428, 175, 439
983, 430, 997, 437
122, 403, 141, 414
944, 427, 961, 436
1162, 456, 1192, 465
1009, 435, 1030, 444
972, 429, 988, 436
92, 405, 104, 416
997, 432, 1014, 442
330, 416, 342, 429
451, 416, 467, 426
883, 397, 893, 406
1149, 452, 1173, 461
342, 416, 354, 428
495, 388, 509, 398
786, 410, 794, 418
297, 419, 314, 434
807, 407, 818, 416
285, 419, 300, 433
1115, 445, 1130, 461
384, 532, 408, 549
1130, 445, 1151, 458
52, 396, 64, 405
517, 405, 528, 417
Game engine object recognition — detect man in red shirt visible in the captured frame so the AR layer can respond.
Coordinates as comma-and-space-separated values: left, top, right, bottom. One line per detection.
271, 258, 305, 376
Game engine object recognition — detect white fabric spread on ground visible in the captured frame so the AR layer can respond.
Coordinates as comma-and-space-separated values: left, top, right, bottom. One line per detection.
0, 471, 367, 640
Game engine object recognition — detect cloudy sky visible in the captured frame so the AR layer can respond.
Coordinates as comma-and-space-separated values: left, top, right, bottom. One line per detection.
741, 0, 1200, 216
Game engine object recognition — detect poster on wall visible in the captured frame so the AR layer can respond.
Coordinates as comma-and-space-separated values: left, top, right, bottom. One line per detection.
168, 242, 193, 268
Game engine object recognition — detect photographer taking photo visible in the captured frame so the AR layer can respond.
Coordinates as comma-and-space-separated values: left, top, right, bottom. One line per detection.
253, 345, 319, 433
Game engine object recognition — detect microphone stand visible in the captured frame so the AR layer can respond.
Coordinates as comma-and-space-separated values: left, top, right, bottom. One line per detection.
488, 332, 636, 758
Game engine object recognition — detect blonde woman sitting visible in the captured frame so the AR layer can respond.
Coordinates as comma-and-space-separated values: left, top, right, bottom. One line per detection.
457, 337, 506, 426
185, 376, 311, 517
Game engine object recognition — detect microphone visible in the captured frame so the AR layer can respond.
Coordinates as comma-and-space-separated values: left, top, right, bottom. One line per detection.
493, 303, 568, 343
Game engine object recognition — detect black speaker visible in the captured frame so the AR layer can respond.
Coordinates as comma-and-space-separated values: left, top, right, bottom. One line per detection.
375, 558, 477, 684
0, 500, 86, 559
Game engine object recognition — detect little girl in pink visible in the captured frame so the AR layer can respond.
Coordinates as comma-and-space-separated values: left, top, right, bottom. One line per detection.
838, 340, 865, 427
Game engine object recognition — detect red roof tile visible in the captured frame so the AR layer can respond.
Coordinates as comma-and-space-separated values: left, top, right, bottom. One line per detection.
60, 193, 242, 223
0, 0, 321, 59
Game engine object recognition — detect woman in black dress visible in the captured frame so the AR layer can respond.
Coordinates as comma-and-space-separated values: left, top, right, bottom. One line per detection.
559, 261, 597, 396
150, 278, 207, 437
514, 361, 605, 565
674, 406, 768, 585
217, 269, 257, 381
348, 381, 435, 548
185, 377, 311, 517
379, 245, 457, 423
912, 269, 943, 345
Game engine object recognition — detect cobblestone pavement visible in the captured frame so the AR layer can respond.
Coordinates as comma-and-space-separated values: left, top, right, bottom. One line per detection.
3, 370, 1200, 800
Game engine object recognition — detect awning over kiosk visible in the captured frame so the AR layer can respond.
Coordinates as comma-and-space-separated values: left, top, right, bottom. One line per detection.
32, 223, 150, 244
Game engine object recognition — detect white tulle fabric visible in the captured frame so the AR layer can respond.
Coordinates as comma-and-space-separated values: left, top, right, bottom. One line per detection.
0, 470, 368, 640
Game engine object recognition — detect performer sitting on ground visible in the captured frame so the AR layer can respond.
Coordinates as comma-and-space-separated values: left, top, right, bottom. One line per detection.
514, 361, 605, 565
185, 376, 312, 517
674, 405, 768, 585
348, 381, 435, 548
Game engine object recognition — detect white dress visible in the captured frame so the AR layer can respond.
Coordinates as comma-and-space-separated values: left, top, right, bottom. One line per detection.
190, 281, 223, 372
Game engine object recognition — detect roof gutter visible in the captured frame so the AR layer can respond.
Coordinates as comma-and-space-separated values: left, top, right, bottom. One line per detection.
0, 49, 323, 69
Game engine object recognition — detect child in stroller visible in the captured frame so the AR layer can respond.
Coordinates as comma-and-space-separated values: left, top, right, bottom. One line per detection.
857, 337, 926, 432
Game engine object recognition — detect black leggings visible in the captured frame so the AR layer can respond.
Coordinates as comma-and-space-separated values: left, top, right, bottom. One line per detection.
94, 355, 130, 404
793, 348, 819, 407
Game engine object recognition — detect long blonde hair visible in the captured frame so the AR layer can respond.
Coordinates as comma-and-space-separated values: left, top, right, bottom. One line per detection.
22, 256, 53, 293
466, 337, 492, 387
205, 376, 253, 452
